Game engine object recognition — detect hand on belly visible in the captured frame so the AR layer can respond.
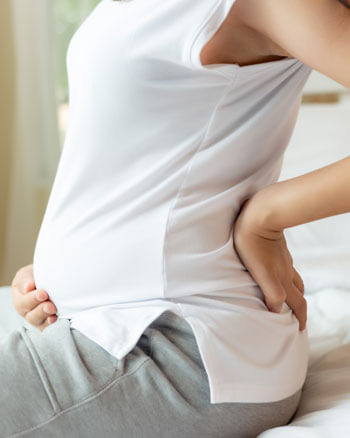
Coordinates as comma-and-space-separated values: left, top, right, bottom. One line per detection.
11, 264, 58, 332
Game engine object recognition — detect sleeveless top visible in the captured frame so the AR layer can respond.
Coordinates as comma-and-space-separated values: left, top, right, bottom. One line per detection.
32, 0, 313, 404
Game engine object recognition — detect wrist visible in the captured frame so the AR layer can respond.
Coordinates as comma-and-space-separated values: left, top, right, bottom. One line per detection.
241, 157, 350, 234
235, 187, 284, 240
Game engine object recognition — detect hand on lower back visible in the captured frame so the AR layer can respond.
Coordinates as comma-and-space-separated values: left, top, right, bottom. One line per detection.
233, 198, 307, 331
11, 264, 58, 332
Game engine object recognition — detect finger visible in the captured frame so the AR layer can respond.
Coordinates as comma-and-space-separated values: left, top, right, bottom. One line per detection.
47, 315, 58, 325
36, 315, 58, 333
17, 289, 49, 317
292, 267, 305, 295
12, 264, 35, 294
285, 283, 307, 331
22, 279, 36, 294
259, 273, 287, 313
25, 301, 57, 327
13, 289, 49, 318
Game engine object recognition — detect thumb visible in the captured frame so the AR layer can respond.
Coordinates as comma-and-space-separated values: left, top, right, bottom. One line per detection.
22, 278, 36, 294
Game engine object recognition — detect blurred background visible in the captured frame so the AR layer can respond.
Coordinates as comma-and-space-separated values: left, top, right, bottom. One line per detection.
0, 0, 349, 286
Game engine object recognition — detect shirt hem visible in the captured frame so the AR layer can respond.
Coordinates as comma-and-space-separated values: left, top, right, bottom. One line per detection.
209, 379, 306, 404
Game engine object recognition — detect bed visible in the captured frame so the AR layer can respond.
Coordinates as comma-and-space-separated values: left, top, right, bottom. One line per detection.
1, 103, 349, 436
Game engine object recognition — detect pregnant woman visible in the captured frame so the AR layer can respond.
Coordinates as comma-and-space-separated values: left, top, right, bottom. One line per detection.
8, 0, 350, 436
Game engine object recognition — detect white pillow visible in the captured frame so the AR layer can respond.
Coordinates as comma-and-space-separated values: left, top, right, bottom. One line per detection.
279, 103, 350, 293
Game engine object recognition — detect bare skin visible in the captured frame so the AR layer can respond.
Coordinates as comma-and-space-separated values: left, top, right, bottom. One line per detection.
233, 156, 350, 331
200, 0, 291, 67
12, 0, 350, 331
12, 264, 57, 331
201, 0, 350, 87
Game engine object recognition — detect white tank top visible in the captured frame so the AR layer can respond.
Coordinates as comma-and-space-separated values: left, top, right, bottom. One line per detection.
33, 0, 313, 403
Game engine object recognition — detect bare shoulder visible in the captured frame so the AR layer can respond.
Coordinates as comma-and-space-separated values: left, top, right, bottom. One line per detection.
236, 0, 350, 88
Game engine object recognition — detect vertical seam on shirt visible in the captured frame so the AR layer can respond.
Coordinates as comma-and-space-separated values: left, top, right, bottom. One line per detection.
19, 326, 61, 414
162, 71, 239, 297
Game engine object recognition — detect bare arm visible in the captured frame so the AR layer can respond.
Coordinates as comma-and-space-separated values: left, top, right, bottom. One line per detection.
244, 155, 350, 236
232, 156, 350, 331
230, 0, 350, 332
239, 0, 350, 88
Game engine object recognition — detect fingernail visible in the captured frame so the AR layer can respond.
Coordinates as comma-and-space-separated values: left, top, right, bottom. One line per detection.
43, 304, 50, 314
36, 291, 46, 301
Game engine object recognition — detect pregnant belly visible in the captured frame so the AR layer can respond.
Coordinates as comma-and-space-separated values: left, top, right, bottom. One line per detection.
32, 222, 166, 318
32, 213, 261, 318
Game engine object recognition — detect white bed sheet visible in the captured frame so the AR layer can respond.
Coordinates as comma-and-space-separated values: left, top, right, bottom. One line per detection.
0, 285, 349, 436
259, 287, 350, 437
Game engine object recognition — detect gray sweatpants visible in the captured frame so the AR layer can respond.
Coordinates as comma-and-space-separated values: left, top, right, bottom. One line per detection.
0, 310, 302, 437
